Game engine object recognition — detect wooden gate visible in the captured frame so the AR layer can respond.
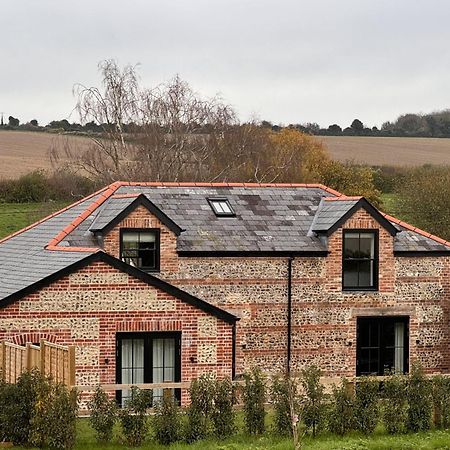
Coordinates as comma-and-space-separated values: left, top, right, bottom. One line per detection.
0, 339, 75, 386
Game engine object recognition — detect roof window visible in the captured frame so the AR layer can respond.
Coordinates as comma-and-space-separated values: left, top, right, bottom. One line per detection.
208, 198, 235, 217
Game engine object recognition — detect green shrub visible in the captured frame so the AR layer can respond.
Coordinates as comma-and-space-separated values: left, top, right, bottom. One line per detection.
382, 372, 408, 434
30, 379, 79, 450
407, 363, 432, 432
185, 373, 215, 442
46, 385, 79, 450
432, 375, 450, 429
211, 377, 236, 439
328, 378, 354, 435
242, 367, 266, 435
119, 387, 152, 447
301, 365, 326, 437
0, 370, 47, 445
153, 391, 181, 445
271, 375, 293, 436
354, 377, 379, 434
87, 386, 118, 443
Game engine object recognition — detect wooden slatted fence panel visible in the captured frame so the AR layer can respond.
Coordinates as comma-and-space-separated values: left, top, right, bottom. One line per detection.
0, 340, 75, 387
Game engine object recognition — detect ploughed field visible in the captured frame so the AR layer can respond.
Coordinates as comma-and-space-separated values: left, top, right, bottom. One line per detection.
319, 135, 450, 166
1, 131, 450, 180
0, 130, 90, 179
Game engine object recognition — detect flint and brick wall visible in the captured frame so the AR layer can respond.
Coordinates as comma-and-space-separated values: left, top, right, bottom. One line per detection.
103, 205, 450, 377
0, 261, 233, 404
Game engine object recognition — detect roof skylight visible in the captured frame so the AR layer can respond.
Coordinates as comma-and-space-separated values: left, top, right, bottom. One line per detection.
208, 198, 235, 217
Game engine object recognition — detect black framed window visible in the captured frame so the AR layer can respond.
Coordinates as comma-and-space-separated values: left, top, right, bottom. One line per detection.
120, 229, 160, 272
207, 198, 235, 217
116, 332, 181, 405
357, 317, 409, 376
343, 230, 378, 290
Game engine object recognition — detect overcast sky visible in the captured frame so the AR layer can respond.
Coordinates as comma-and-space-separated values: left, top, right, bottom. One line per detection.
1, 0, 450, 128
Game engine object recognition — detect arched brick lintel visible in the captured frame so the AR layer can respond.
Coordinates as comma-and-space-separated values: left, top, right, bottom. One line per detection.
12, 333, 58, 345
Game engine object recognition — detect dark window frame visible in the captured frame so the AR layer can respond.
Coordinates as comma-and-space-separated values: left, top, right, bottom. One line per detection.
116, 331, 182, 404
207, 198, 235, 217
356, 316, 409, 376
342, 229, 379, 291
119, 228, 161, 272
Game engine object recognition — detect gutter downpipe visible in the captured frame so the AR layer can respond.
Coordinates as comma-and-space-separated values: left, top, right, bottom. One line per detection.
287, 255, 294, 374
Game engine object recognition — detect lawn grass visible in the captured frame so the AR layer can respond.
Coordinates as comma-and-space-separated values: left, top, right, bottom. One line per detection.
21, 418, 450, 449
0, 201, 69, 239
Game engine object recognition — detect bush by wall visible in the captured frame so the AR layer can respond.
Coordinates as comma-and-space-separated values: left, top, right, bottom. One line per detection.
211, 377, 236, 439
407, 363, 432, 432
119, 387, 152, 447
185, 373, 215, 442
432, 375, 450, 429
301, 365, 326, 437
153, 391, 181, 445
328, 378, 354, 436
271, 375, 293, 436
354, 376, 379, 434
87, 386, 118, 443
382, 372, 408, 434
242, 367, 266, 435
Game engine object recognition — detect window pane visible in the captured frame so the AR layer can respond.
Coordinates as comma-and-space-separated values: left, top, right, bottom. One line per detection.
213, 202, 225, 213
344, 233, 360, 258
358, 260, 373, 287
394, 322, 405, 373
140, 232, 156, 243
343, 260, 359, 287
122, 231, 139, 243
219, 201, 232, 214
141, 251, 155, 268
359, 233, 375, 258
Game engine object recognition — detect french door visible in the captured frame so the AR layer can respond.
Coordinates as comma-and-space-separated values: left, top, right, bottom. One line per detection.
116, 332, 181, 405
356, 317, 409, 376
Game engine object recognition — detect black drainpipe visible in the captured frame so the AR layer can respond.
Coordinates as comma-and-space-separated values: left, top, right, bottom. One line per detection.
287, 256, 294, 374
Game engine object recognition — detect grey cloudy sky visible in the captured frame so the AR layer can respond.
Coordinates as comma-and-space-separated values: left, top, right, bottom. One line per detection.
1, 0, 450, 128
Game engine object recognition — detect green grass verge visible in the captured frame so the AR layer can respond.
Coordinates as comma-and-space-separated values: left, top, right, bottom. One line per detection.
0, 201, 69, 239
21, 418, 450, 449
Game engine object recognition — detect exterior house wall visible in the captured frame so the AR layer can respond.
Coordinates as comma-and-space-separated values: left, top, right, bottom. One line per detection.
0, 261, 233, 405
101, 206, 450, 377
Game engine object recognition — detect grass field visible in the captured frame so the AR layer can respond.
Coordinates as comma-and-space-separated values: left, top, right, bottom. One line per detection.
1, 131, 450, 181
0, 201, 69, 239
20, 418, 450, 449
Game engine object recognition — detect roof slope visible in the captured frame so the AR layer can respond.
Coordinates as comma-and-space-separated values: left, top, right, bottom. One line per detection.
1, 181, 449, 303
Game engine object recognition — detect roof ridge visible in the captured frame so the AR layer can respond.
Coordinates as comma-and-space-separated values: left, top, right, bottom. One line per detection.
45, 181, 122, 252
381, 212, 450, 248
0, 185, 111, 246
323, 196, 362, 201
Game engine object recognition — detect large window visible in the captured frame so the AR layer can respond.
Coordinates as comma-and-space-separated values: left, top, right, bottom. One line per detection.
342, 230, 378, 290
116, 332, 181, 405
356, 317, 408, 376
120, 229, 160, 272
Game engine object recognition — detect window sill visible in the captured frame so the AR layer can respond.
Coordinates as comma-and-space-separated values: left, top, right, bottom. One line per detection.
342, 287, 379, 293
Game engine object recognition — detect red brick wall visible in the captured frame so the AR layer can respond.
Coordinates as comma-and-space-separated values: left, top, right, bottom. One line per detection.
0, 261, 233, 405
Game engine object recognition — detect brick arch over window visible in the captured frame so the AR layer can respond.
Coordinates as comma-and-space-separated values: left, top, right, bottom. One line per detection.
12, 333, 58, 345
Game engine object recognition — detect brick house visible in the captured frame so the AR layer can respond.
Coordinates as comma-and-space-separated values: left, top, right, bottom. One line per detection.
0, 181, 449, 403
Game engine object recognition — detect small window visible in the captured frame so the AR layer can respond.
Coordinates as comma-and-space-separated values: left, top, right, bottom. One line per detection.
208, 198, 235, 217
342, 230, 378, 290
120, 229, 160, 271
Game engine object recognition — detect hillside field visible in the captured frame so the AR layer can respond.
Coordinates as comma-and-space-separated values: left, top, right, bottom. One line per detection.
1, 131, 450, 180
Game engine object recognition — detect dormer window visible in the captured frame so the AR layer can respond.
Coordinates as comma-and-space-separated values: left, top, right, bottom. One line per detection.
208, 198, 235, 217
120, 229, 160, 272
342, 230, 378, 290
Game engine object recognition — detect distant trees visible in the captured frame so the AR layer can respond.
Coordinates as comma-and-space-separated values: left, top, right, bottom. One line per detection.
350, 119, 364, 132
8, 116, 19, 127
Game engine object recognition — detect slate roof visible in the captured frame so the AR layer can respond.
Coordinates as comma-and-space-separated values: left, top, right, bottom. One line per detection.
1, 181, 450, 303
